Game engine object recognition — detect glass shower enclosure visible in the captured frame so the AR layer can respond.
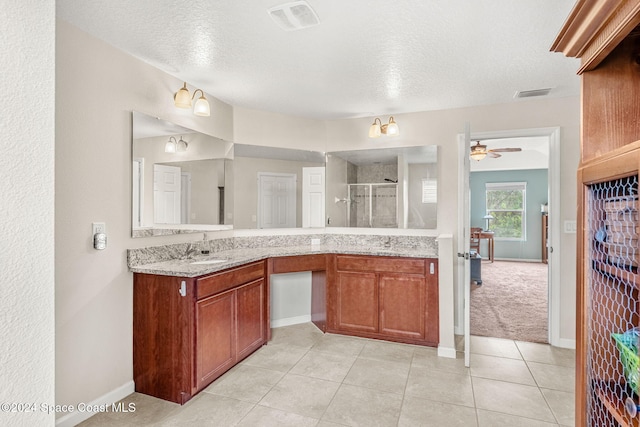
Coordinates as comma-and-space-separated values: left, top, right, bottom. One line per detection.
347, 183, 398, 228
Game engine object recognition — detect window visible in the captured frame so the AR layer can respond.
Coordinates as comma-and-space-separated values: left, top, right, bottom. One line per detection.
421, 178, 437, 204
485, 182, 526, 240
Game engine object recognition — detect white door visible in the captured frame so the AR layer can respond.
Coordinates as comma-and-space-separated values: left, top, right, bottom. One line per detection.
302, 167, 325, 228
180, 172, 191, 224
257, 173, 296, 229
132, 158, 143, 228
457, 123, 472, 367
154, 164, 181, 224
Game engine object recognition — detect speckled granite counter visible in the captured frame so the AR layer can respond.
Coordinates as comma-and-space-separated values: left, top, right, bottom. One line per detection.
128, 234, 438, 278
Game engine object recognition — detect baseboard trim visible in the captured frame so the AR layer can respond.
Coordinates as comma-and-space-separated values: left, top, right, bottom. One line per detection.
493, 258, 543, 263
553, 337, 576, 350
271, 315, 311, 328
437, 346, 457, 359
55, 380, 135, 427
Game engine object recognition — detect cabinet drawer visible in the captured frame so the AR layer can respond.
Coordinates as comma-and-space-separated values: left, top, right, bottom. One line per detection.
196, 261, 265, 300
271, 254, 326, 273
336, 255, 425, 275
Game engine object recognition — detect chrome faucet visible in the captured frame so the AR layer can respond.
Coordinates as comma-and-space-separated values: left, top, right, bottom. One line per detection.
201, 233, 210, 255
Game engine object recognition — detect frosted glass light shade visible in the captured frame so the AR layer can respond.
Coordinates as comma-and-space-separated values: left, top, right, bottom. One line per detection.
368, 119, 382, 138
177, 137, 188, 152
385, 117, 399, 136
193, 94, 210, 117
174, 83, 192, 108
165, 137, 177, 153
470, 151, 486, 161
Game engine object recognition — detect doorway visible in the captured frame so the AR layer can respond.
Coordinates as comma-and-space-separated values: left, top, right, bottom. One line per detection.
457, 127, 561, 347
470, 136, 549, 343
257, 172, 297, 229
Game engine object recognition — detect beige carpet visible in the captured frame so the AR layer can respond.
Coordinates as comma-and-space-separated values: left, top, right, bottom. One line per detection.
470, 261, 549, 343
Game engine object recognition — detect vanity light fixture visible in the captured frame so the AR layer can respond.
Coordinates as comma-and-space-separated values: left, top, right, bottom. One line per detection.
165, 136, 178, 153
165, 136, 189, 153
173, 82, 211, 117
368, 116, 399, 138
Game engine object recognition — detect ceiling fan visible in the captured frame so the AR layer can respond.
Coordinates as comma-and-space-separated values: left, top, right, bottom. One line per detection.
470, 141, 522, 161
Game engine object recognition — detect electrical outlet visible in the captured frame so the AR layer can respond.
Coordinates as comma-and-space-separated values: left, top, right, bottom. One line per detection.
92, 222, 106, 235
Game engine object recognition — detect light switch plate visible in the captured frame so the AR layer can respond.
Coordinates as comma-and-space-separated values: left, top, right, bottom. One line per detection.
563, 220, 577, 234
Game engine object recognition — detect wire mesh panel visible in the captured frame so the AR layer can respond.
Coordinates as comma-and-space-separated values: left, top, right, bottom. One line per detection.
587, 175, 640, 426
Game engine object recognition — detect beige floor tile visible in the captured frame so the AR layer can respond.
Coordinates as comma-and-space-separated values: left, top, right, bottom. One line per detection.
359, 340, 415, 364
398, 395, 478, 427
470, 353, 536, 385
82, 324, 576, 427
541, 388, 575, 426
471, 335, 523, 359
78, 393, 179, 426
322, 384, 403, 426
157, 393, 254, 426
405, 366, 475, 407
477, 409, 559, 427
270, 323, 325, 349
343, 357, 410, 394
258, 373, 339, 419
317, 421, 349, 427
311, 333, 367, 356
516, 341, 575, 367
527, 361, 575, 392
290, 350, 357, 382
412, 346, 469, 375
241, 342, 309, 372
237, 405, 318, 427
472, 377, 556, 423
203, 364, 284, 403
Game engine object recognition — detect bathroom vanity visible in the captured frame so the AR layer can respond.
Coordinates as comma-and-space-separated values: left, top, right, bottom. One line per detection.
131, 243, 438, 404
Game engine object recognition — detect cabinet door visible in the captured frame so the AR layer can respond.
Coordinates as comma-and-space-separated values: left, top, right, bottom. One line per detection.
236, 278, 266, 360
379, 274, 426, 340
195, 289, 235, 390
336, 271, 378, 333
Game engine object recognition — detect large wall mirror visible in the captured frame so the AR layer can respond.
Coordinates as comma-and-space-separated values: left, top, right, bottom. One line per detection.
231, 144, 326, 229
326, 146, 438, 229
131, 111, 233, 237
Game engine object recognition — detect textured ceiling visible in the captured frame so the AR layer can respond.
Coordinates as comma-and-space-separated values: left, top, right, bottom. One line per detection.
57, 0, 580, 120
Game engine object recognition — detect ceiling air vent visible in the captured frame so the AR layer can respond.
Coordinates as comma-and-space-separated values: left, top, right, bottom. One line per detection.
514, 88, 553, 98
268, 1, 320, 31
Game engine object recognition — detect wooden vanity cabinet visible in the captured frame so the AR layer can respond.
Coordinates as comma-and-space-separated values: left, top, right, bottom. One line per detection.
327, 255, 439, 346
133, 261, 267, 404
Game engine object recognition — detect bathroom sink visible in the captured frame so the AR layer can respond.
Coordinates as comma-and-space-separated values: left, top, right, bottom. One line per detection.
190, 259, 228, 265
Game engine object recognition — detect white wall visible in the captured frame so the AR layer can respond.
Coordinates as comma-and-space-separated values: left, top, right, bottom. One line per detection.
1, 2, 55, 425
55, 20, 234, 422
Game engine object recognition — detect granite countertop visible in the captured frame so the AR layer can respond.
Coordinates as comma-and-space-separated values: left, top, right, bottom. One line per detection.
129, 244, 438, 278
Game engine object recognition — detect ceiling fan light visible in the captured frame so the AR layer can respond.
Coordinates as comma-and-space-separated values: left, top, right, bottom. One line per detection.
174, 82, 192, 108
470, 151, 486, 161
368, 118, 382, 138
193, 90, 210, 116
385, 116, 399, 136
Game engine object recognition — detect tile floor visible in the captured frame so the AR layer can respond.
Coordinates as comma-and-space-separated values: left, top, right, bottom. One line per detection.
79, 323, 575, 426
